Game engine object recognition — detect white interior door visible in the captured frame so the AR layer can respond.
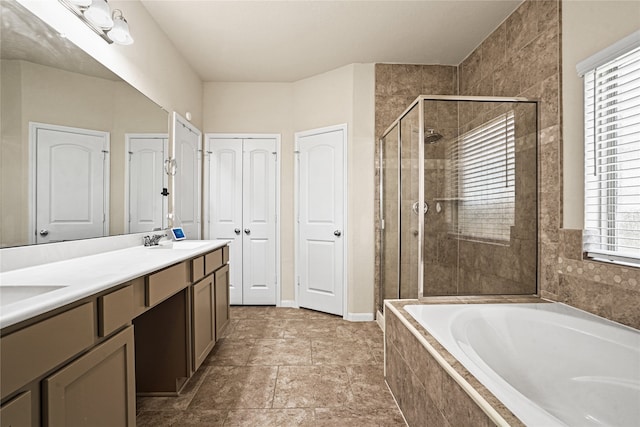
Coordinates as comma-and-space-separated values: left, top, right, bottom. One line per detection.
173, 113, 202, 239
296, 125, 346, 316
33, 123, 109, 244
242, 139, 277, 305
205, 135, 278, 305
206, 138, 243, 304
127, 135, 168, 233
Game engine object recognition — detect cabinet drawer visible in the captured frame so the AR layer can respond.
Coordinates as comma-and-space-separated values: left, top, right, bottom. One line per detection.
191, 256, 205, 283
0, 390, 31, 427
99, 285, 134, 337
0, 302, 95, 400
146, 262, 188, 307
205, 249, 223, 275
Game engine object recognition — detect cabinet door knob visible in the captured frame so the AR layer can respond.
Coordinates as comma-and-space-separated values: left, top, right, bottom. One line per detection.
244, 228, 251, 235
334, 230, 341, 237
39, 229, 49, 236
234, 228, 241, 235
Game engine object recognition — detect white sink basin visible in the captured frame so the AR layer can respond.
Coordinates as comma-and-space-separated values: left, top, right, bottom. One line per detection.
147, 241, 209, 250
0, 285, 68, 307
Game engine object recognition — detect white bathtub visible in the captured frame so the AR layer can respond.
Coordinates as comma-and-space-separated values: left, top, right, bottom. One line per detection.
404, 303, 640, 427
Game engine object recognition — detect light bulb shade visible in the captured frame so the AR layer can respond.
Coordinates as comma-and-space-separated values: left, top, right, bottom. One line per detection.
84, 0, 113, 29
108, 15, 134, 45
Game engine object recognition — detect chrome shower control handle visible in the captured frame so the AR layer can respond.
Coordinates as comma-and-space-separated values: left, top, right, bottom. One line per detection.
334, 230, 342, 237
234, 228, 241, 235
412, 201, 428, 215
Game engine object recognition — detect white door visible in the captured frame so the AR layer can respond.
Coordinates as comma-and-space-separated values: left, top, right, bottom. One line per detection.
33, 123, 109, 244
127, 135, 168, 233
296, 125, 346, 316
173, 113, 202, 239
242, 139, 277, 305
206, 138, 243, 304
205, 135, 278, 305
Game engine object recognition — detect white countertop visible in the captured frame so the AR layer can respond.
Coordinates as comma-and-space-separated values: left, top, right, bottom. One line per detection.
0, 240, 229, 330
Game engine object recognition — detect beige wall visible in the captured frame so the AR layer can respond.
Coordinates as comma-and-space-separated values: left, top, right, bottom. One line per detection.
203, 64, 376, 316
562, 0, 640, 229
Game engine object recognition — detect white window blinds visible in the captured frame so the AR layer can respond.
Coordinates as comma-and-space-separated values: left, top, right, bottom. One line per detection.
584, 45, 640, 264
449, 112, 516, 243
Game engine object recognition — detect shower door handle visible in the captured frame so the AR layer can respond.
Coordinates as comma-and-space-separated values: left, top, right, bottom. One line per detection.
412, 201, 428, 215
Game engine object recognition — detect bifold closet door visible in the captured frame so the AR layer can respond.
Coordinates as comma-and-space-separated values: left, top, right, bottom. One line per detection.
207, 137, 277, 305
207, 139, 243, 305
242, 139, 277, 305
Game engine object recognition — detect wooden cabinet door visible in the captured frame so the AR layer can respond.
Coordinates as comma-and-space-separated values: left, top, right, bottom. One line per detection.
192, 275, 215, 370
0, 391, 31, 427
215, 265, 230, 338
43, 326, 135, 427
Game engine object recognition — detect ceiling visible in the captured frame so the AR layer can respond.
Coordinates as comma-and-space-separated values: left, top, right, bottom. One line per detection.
140, 0, 524, 83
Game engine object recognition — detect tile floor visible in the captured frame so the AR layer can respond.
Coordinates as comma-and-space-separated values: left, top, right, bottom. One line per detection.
136, 306, 406, 426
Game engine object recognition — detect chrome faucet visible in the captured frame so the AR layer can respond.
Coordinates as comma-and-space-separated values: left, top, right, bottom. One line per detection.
143, 233, 167, 247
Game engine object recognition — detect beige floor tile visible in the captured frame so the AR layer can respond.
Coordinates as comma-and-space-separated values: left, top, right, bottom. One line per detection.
136, 409, 228, 426
189, 366, 278, 410
247, 339, 312, 366
311, 338, 377, 365
224, 408, 314, 426
346, 365, 399, 409
205, 338, 255, 366
273, 366, 354, 408
137, 307, 404, 427
282, 318, 343, 339
310, 407, 407, 426
230, 319, 285, 339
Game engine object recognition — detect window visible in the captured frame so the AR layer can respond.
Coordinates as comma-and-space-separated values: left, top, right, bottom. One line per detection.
582, 42, 640, 265
448, 111, 516, 243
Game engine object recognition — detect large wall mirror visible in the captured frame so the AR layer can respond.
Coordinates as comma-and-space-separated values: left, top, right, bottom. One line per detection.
1, 0, 169, 248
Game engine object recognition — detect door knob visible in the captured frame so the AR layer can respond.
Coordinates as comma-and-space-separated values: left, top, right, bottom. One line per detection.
234, 228, 241, 235
334, 230, 342, 237
39, 229, 49, 236
244, 228, 251, 235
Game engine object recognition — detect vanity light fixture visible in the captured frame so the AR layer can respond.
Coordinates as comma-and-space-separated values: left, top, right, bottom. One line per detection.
108, 9, 134, 45
58, 0, 134, 45
83, 0, 113, 29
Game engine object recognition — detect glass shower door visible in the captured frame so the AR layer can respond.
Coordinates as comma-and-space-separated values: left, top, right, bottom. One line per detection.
380, 125, 399, 305
399, 105, 421, 298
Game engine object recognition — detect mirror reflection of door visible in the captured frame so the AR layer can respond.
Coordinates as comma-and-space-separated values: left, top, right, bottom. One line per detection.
126, 134, 169, 233
173, 113, 202, 239
31, 123, 109, 244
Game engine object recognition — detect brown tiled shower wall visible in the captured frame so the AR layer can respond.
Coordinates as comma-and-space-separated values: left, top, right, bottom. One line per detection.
374, 0, 640, 329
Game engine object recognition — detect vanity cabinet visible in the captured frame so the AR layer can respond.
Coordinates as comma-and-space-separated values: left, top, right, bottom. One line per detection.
0, 391, 31, 427
192, 275, 215, 370
43, 326, 135, 426
191, 247, 229, 371
215, 264, 230, 338
0, 243, 230, 424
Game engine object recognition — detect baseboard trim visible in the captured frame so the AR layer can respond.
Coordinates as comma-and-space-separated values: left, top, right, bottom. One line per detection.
279, 300, 298, 308
345, 312, 374, 322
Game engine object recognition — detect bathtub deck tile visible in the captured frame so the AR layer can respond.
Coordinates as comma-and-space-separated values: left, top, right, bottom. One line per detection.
386, 300, 527, 426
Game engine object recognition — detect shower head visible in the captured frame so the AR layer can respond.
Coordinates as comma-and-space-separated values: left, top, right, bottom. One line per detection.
424, 128, 443, 144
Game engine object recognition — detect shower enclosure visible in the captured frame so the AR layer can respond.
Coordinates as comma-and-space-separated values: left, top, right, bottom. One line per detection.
378, 96, 538, 310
